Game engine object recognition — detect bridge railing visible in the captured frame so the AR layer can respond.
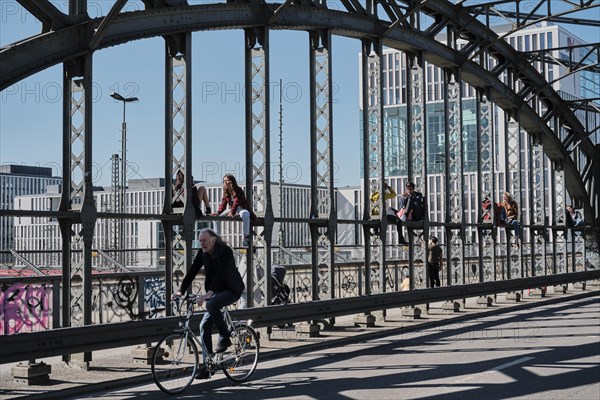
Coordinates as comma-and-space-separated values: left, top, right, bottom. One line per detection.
1, 269, 598, 364
0, 249, 590, 336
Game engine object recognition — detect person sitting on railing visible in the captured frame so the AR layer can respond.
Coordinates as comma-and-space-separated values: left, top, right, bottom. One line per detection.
172, 170, 185, 208
566, 205, 583, 227
191, 176, 211, 217
211, 174, 256, 247
502, 192, 520, 244
385, 181, 424, 245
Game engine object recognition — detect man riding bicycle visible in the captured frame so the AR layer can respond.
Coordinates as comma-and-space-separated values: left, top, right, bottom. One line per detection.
174, 228, 245, 379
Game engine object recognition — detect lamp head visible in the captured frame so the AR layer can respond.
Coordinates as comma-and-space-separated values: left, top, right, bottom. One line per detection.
111, 92, 138, 102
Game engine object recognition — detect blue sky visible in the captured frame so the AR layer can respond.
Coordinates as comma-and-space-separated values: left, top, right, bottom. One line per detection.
0, 1, 363, 188
1, 1, 598, 188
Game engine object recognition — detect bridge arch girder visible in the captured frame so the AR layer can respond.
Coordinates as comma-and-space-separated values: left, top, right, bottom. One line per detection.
1, 1, 597, 218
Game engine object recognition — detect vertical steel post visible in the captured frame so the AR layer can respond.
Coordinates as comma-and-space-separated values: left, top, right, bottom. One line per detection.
60, 51, 95, 367
530, 134, 547, 276
505, 108, 523, 279
245, 27, 272, 307
309, 30, 336, 301
444, 68, 464, 286
362, 38, 386, 296
477, 90, 497, 282
406, 53, 427, 289
163, 33, 194, 304
552, 161, 568, 275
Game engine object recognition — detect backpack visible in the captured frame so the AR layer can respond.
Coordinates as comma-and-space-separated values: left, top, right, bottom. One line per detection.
411, 193, 425, 221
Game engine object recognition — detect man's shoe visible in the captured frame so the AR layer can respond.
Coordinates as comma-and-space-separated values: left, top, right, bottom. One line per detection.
195, 366, 211, 380
215, 337, 232, 353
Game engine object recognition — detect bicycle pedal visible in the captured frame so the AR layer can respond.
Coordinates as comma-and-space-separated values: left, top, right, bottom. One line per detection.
194, 367, 212, 380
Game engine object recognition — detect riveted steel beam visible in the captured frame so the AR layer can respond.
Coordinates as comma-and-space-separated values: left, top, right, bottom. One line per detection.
163, 33, 194, 307
245, 26, 272, 307
17, 0, 70, 32
309, 29, 335, 301
406, 52, 428, 289
362, 38, 386, 296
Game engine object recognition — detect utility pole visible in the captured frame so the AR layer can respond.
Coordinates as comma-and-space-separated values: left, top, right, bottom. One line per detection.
110, 92, 138, 266
278, 79, 285, 265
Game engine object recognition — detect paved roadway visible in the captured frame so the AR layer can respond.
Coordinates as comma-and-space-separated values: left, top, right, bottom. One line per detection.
69, 295, 599, 400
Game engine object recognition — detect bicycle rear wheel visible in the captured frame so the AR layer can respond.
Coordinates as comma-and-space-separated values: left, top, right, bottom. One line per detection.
151, 332, 199, 394
220, 323, 260, 382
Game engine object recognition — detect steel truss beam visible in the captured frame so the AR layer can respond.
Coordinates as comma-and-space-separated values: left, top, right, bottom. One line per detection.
405, 51, 428, 289
463, 1, 600, 30
362, 38, 386, 296
2, 0, 595, 218
309, 29, 336, 301
522, 43, 600, 75
16, 0, 70, 32
245, 26, 273, 307
1, 1, 598, 326
163, 33, 194, 306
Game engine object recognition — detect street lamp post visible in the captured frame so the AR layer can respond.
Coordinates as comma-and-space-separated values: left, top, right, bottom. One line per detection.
110, 92, 138, 266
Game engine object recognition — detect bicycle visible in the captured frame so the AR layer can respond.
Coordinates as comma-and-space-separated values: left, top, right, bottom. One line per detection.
151, 293, 260, 394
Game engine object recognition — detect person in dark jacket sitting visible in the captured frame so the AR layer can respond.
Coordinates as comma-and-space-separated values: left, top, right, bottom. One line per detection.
174, 228, 245, 379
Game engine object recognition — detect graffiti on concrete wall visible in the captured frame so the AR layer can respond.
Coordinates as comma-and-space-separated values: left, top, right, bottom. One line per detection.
92, 277, 137, 323
91, 276, 168, 323
0, 283, 51, 334
1, 274, 200, 332
144, 276, 166, 318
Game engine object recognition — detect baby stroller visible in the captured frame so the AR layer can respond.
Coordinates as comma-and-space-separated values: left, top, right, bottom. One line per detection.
271, 264, 291, 305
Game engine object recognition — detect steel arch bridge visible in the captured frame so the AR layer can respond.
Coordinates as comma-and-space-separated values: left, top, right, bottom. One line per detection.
1, 0, 599, 334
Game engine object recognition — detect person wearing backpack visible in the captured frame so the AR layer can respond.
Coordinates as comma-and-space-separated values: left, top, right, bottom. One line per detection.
386, 181, 425, 245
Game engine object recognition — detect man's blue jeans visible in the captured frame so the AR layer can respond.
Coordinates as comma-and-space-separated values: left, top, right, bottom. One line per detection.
199, 290, 239, 359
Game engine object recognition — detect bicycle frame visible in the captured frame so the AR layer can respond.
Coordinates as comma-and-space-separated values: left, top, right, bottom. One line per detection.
152, 293, 259, 394
174, 294, 244, 371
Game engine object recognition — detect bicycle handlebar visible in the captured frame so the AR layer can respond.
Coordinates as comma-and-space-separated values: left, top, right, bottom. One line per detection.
173, 293, 198, 302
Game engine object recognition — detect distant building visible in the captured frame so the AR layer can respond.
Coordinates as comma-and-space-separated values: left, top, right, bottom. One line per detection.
0, 164, 61, 260
358, 22, 598, 243
11, 179, 343, 269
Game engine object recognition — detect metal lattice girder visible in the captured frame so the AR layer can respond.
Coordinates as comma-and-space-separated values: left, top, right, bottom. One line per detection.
309, 29, 335, 301
16, 0, 70, 32
477, 91, 497, 282
530, 134, 547, 277
479, 92, 496, 209
445, 72, 463, 224
245, 27, 272, 307
553, 167, 568, 274
362, 38, 385, 295
463, 1, 600, 32
523, 42, 600, 78
60, 53, 95, 330
444, 69, 465, 285
573, 231, 586, 272
406, 52, 427, 289
2, 1, 598, 219
366, 43, 383, 215
164, 33, 194, 300
505, 112, 523, 279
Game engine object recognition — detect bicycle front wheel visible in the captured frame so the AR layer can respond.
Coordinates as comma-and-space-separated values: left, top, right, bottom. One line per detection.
151, 332, 199, 394
220, 323, 260, 382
